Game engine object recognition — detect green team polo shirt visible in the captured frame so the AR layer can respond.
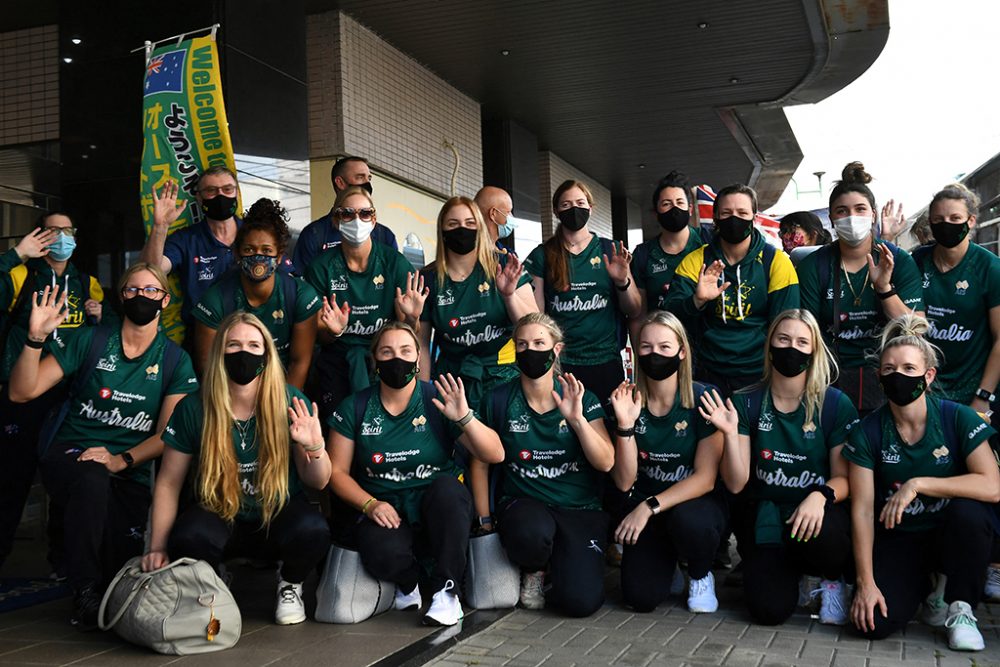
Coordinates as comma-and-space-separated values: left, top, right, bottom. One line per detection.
735, 388, 858, 515
480, 379, 606, 510
50, 327, 198, 485
329, 383, 461, 524
633, 228, 706, 310
616, 400, 716, 498
798, 244, 924, 369
915, 243, 1000, 403
192, 272, 321, 367
843, 396, 995, 532
420, 254, 531, 397
304, 241, 412, 351
163, 388, 309, 522
523, 235, 621, 366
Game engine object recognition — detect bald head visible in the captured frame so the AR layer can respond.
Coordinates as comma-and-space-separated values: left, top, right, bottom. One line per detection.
474, 186, 513, 240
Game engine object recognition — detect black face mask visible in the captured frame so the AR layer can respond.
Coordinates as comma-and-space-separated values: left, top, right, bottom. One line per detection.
516, 348, 555, 379
716, 215, 754, 244
657, 207, 690, 233
880, 371, 927, 407
931, 220, 969, 249
442, 227, 478, 255
769, 345, 811, 378
359, 181, 373, 195
122, 295, 163, 326
224, 350, 266, 386
557, 206, 590, 232
637, 351, 681, 381
376, 357, 418, 389
203, 194, 238, 221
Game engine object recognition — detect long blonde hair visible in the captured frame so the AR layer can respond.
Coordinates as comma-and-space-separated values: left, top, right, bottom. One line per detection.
762, 309, 838, 427
636, 311, 695, 410
199, 312, 290, 525
513, 312, 564, 376
433, 197, 499, 288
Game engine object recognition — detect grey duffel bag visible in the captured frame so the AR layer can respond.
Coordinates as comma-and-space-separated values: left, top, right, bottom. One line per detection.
98, 557, 241, 654
464, 532, 519, 609
315, 545, 395, 623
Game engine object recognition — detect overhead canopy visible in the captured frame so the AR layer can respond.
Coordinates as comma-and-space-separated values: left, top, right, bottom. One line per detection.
311, 0, 889, 208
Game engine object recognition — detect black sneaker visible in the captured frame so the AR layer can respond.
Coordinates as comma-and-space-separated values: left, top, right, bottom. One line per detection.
71, 582, 101, 631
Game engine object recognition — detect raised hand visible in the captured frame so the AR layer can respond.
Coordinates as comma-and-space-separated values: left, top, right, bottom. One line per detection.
610, 381, 642, 429
288, 397, 323, 453
867, 242, 895, 294
28, 285, 68, 339
880, 199, 905, 243
319, 295, 350, 336
395, 271, 429, 322
151, 181, 188, 228
697, 388, 739, 436
14, 227, 57, 261
431, 373, 470, 422
496, 252, 524, 297
693, 260, 731, 308
553, 372, 586, 423
603, 241, 633, 286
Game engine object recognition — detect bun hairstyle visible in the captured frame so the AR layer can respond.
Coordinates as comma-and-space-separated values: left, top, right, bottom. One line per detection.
828, 161, 876, 212
877, 313, 940, 371
651, 170, 694, 211
930, 182, 981, 218
235, 198, 292, 254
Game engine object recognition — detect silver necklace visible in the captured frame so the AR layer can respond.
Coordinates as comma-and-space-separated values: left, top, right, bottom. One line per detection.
234, 414, 257, 451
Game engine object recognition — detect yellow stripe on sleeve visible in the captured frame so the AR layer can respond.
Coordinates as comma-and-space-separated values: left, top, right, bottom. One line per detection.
674, 245, 707, 283
767, 250, 800, 293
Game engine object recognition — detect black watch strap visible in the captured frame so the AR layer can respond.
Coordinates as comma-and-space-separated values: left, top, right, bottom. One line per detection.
976, 388, 996, 403
121, 451, 135, 468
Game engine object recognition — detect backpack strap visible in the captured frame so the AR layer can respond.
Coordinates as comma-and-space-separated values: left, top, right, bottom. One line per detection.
280, 272, 297, 322
939, 399, 959, 450
352, 385, 375, 435
485, 380, 516, 513
910, 244, 933, 274
160, 339, 182, 393
760, 243, 775, 278
418, 380, 452, 459
741, 384, 767, 439
860, 412, 883, 460
820, 386, 844, 437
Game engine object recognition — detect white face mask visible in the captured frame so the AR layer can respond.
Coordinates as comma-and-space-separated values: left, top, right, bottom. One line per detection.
833, 215, 873, 247
340, 217, 374, 246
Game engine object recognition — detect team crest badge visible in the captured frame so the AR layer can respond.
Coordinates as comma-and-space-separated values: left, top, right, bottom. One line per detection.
412, 415, 427, 432
955, 280, 969, 295
373, 274, 385, 288
145, 364, 159, 379
589, 257, 601, 268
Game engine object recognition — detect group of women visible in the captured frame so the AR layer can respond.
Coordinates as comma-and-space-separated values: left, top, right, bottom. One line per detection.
3, 160, 998, 653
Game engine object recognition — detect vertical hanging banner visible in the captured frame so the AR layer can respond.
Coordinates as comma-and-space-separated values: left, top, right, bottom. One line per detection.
139, 27, 237, 343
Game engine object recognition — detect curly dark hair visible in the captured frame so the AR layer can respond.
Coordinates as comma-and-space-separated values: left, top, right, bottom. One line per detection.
650, 170, 694, 210
234, 198, 291, 254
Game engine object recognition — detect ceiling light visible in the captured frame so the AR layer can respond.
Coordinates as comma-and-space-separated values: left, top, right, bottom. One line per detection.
637, 163, 646, 169
729, 77, 740, 84
500, 49, 510, 56
71, 37, 82, 45
698, 22, 709, 29
62, 57, 73, 64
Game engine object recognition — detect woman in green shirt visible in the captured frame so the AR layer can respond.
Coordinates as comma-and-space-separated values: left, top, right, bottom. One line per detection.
845, 314, 1000, 651
192, 198, 320, 389
418, 195, 537, 406
9, 262, 197, 629
328, 322, 503, 627
699, 309, 858, 627
524, 180, 641, 405
610, 311, 724, 614
797, 162, 924, 414
144, 312, 332, 626
477, 313, 615, 617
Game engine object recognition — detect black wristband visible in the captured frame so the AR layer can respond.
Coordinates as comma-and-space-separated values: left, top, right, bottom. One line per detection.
615, 277, 632, 292
807, 484, 836, 504
24, 337, 45, 350
875, 286, 897, 300
615, 425, 635, 438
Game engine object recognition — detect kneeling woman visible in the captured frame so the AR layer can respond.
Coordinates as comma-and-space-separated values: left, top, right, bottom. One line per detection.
610, 311, 725, 614
846, 314, 1000, 651
478, 313, 614, 617
700, 309, 858, 626
328, 322, 503, 627
143, 312, 332, 626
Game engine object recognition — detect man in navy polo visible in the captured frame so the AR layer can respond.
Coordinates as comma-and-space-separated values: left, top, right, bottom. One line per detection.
291, 156, 397, 274
140, 166, 241, 338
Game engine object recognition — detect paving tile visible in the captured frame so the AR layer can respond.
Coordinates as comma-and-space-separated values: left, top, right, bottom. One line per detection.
0, 640, 121, 665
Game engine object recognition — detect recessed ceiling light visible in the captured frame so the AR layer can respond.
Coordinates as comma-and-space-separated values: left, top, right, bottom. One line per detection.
637, 163, 646, 169
89, 144, 97, 150
500, 49, 510, 56
62, 57, 73, 64
71, 37, 82, 45
698, 22, 709, 29
729, 77, 740, 84
81, 154, 89, 159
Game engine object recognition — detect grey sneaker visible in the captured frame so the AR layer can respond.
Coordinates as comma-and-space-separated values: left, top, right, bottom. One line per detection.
520, 571, 545, 610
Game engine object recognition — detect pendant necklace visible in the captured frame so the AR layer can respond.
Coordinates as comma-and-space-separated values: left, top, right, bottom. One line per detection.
840, 262, 869, 307
234, 414, 257, 452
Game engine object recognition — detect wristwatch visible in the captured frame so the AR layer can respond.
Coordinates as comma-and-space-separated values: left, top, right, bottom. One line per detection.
121, 451, 135, 469
644, 496, 660, 515
976, 388, 997, 403
477, 515, 493, 527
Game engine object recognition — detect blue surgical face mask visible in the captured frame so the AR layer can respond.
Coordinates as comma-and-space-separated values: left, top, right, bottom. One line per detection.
497, 213, 527, 240
47, 234, 76, 261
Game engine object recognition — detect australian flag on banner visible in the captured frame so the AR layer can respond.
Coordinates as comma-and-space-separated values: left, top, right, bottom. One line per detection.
144, 49, 186, 96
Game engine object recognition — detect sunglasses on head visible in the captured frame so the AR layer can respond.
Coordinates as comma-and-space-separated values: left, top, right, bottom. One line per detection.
333, 207, 376, 222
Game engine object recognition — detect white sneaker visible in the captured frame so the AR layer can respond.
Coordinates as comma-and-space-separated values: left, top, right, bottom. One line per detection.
670, 566, 685, 596
945, 601, 985, 651
687, 572, 718, 613
985, 566, 1000, 601
812, 579, 849, 626
275, 580, 306, 625
520, 571, 545, 610
422, 580, 463, 626
394, 584, 421, 611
